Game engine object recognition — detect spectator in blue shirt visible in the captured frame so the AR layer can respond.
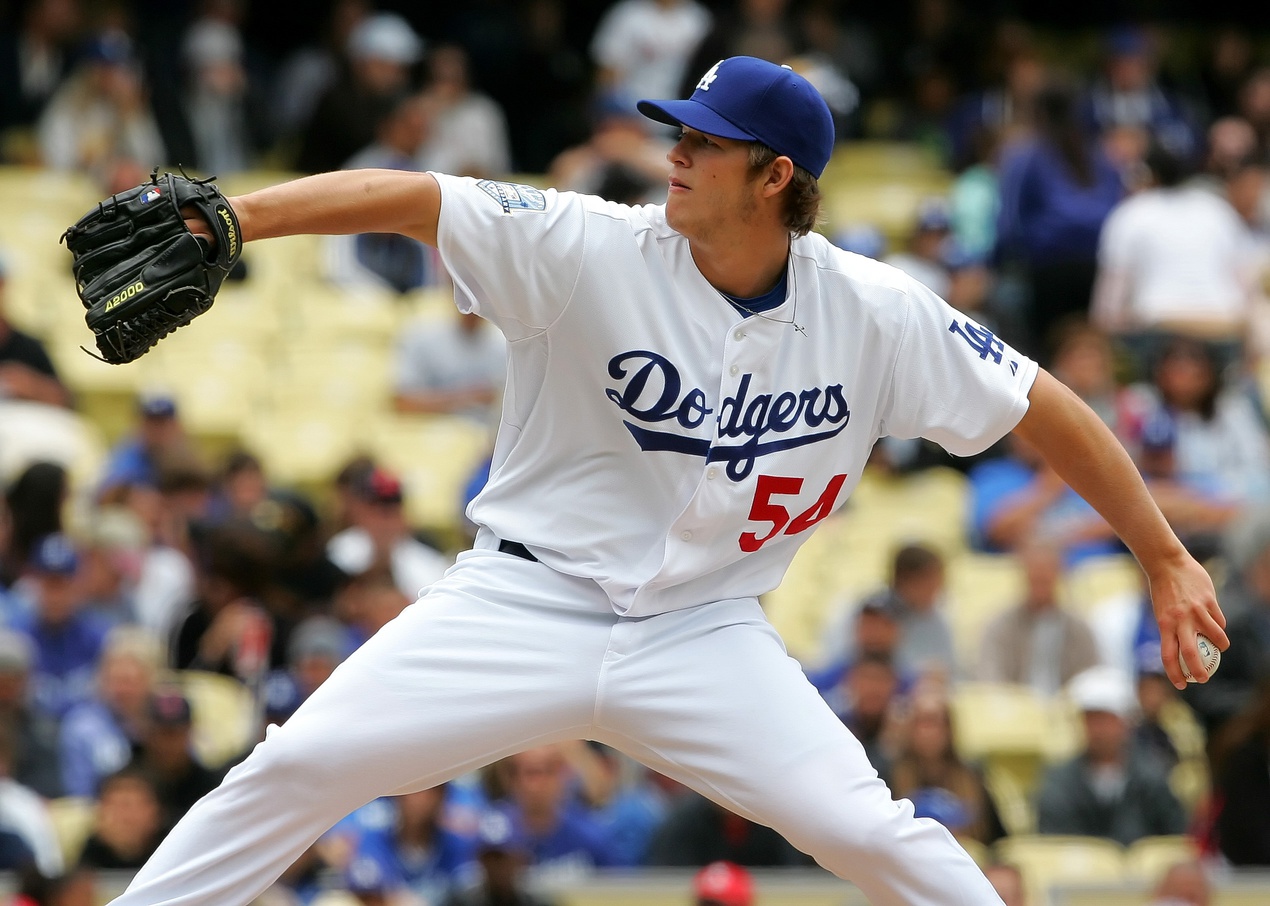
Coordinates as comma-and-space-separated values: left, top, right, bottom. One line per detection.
1082, 27, 1203, 165
58, 626, 161, 797
995, 77, 1126, 357
441, 806, 558, 906
499, 745, 617, 879
968, 432, 1122, 567
98, 393, 197, 500
343, 784, 480, 905
9, 534, 110, 722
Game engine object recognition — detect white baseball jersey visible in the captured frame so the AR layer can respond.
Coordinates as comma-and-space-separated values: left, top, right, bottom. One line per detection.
434, 174, 1038, 617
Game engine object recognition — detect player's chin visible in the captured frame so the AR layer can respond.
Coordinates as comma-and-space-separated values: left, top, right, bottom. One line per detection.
664, 196, 695, 235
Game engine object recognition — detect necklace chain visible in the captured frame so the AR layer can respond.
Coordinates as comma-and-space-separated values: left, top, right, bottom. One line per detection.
722, 257, 806, 335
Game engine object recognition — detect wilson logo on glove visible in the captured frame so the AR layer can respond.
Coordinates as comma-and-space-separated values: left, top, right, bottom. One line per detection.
216, 205, 239, 258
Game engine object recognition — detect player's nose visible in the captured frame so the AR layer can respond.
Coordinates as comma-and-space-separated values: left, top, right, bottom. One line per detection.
667, 137, 690, 168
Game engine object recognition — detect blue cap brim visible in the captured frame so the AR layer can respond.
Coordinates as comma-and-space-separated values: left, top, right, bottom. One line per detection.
636, 98, 757, 142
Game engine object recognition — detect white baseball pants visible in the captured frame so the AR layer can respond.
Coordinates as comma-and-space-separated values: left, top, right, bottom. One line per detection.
108, 549, 1002, 906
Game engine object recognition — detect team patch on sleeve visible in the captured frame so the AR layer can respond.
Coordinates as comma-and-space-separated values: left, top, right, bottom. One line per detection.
477, 180, 547, 214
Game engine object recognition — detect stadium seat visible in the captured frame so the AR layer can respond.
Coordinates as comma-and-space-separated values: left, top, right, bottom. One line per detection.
982, 760, 1036, 836
1062, 554, 1144, 615
45, 796, 97, 867
950, 682, 1051, 811
943, 553, 1025, 673
822, 179, 953, 248
1123, 835, 1200, 886
368, 413, 491, 547
843, 466, 970, 555
176, 670, 261, 769
823, 141, 949, 182
242, 407, 366, 491
994, 835, 1126, 906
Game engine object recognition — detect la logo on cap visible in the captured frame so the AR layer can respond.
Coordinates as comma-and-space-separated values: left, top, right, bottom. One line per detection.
697, 61, 722, 91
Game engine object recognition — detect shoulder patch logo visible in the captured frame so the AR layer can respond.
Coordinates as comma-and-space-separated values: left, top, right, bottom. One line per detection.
477, 180, 547, 214
696, 61, 722, 92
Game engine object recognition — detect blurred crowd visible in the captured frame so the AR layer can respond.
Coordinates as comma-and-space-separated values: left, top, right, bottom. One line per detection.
5, 0, 1270, 905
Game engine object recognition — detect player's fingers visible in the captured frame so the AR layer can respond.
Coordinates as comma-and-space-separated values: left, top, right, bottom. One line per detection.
1177, 629, 1213, 685
1208, 596, 1228, 631
1159, 627, 1187, 690
181, 207, 216, 247
1200, 615, 1229, 652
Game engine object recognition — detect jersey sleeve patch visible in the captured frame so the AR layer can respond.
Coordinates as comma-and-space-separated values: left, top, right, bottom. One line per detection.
477, 180, 547, 213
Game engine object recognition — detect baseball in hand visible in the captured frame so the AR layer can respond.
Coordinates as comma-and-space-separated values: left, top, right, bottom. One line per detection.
1180, 633, 1221, 683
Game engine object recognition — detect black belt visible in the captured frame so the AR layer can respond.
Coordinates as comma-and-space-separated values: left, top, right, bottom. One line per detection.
498, 539, 538, 562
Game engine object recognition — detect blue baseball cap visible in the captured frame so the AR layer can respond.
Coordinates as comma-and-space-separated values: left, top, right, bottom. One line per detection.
31, 533, 79, 576
638, 56, 836, 178
475, 807, 526, 854
1139, 410, 1177, 451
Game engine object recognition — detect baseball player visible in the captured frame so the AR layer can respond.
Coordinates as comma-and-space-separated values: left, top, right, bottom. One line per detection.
106, 57, 1226, 906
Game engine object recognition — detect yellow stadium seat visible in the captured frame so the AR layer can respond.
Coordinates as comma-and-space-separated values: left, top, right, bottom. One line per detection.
1124, 835, 1200, 886
46, 796, 97, 867
368, 413, 491, 545
823, 141, 949, 182
822, 180, 952, 248
842, 466, 971, 555
984, 759, 1041, 836
176, 670, 260, 769
289, 284, 400, 342
1062, 554, 1144, 615
944, 553, 1024, 672
242, 408, 367, 490
957, 836, 991, 868
994, 835, 1126, 906
951, 682, 1050, 808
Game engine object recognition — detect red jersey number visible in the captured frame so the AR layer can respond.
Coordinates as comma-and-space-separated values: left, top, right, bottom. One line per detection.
739, 473, 848, 552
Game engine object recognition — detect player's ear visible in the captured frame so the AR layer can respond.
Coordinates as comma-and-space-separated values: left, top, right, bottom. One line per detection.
761, 156, 795, 198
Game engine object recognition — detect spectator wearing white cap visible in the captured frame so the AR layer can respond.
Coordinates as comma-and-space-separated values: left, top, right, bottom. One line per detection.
1036, 665, 1186, 845
296, 12, 423, 174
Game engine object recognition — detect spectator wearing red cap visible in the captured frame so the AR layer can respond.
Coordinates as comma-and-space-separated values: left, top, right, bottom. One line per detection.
325, 466, 451, 601
127, 688, 223, 830
694, 860, 753, 906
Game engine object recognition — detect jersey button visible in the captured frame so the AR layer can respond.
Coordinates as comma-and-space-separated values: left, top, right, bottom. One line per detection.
729, 365, 739, 376
707, 467, 717, 480
733, 329, 745, 341
680, 530, 693, 541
